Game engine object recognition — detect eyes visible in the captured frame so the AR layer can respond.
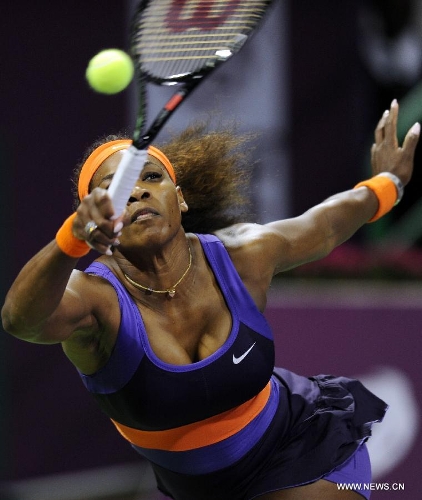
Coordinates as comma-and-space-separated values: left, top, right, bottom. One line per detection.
98, 170, 163, 190
142, 171, 163, 182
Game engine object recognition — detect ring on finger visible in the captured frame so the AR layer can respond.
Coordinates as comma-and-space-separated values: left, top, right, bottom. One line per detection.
84, 220, 98, 238
86, 240, 96, 250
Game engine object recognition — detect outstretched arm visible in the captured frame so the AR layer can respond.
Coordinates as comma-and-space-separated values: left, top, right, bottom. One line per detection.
1, 188, 120, 344
270, 100, 419, 271
220, 100, 420, 305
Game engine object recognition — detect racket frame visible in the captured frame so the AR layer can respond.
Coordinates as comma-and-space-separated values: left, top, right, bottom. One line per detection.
108, 0, 273, 216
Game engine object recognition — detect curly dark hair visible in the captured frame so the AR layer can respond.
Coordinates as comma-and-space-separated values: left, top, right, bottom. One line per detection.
72, 120, 256, 234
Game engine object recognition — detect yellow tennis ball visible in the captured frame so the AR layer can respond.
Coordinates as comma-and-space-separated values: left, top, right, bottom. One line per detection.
86, 49, 134, 94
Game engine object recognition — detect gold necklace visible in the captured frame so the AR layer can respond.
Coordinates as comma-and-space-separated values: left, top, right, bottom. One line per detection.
123, 246, 192, 298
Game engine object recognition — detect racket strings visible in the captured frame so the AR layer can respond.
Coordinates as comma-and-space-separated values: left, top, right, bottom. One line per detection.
133, 0, 271, 79
140, 1, 265, 16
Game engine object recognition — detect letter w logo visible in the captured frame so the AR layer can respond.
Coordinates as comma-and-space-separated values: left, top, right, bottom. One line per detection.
166, 0, 242, 32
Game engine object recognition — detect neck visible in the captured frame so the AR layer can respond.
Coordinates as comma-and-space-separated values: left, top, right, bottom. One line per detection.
115, 237, 194, 299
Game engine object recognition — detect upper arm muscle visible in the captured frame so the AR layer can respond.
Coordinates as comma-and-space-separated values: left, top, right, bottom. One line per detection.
33, 270, 103, 344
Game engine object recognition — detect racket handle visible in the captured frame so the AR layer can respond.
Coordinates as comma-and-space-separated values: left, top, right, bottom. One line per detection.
107, 146, 148, 217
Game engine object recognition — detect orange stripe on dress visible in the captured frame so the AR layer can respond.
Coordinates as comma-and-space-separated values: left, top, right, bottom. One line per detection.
111, 381, 271, 452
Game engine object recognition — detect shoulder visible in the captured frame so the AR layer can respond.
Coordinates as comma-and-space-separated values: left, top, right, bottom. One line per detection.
67, 262, 122, 321
213, 223, 288, 298
67, 265, 116, 299
214, 222, 287, 256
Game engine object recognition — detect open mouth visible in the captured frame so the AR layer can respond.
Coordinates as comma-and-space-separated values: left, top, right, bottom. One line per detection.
131, 208, 159, 223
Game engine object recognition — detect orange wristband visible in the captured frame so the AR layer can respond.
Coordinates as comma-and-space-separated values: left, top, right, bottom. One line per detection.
354, 175, 398, 223
56, 213, 90, 258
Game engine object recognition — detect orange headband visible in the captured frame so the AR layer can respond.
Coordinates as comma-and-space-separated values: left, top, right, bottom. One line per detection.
77, 140, 176, 200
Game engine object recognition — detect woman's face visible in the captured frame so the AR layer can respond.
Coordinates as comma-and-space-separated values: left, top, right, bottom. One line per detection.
91, 150, 187, 247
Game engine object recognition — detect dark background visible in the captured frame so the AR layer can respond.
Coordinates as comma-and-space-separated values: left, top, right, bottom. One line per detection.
1, 0, 422, 498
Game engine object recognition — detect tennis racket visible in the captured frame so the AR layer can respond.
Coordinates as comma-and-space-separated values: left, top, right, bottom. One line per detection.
108, 0, 274, 216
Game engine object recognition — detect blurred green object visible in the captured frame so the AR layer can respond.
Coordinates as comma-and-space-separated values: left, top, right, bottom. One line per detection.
375, 82, 422, 248
396, 81, 422, 141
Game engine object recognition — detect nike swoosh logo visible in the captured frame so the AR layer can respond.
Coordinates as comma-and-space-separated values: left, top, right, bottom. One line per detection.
232, 342, 256, 365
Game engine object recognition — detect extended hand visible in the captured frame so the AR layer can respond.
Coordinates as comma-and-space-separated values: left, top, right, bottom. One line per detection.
371, 99, 420, 186
72, 188, 123, 255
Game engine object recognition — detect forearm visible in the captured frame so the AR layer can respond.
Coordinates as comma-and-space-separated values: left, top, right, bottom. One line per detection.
316, 186, 378, 253
1, 240, 79, 340
263, 185, 379, 275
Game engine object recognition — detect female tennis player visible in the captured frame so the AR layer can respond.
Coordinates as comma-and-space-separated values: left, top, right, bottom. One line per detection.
2, 100, 419, 499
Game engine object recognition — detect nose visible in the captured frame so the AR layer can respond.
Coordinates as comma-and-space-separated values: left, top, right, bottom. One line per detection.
127, 184, 150, 204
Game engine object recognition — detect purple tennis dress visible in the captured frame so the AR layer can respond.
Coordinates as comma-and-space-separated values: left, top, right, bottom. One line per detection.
79, 234, 387, 499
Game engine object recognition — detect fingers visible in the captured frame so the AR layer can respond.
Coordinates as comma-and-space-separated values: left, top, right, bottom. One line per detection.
403, 122, 421, 150
401, 121, 421, 167
74, 188, 122, 255
375, 99, 398, 146
371, 98, 420, 186
384, 99, 398, 147
374, 109, 389, 144
370, 143, 377, 169
85, 223, 120, 256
